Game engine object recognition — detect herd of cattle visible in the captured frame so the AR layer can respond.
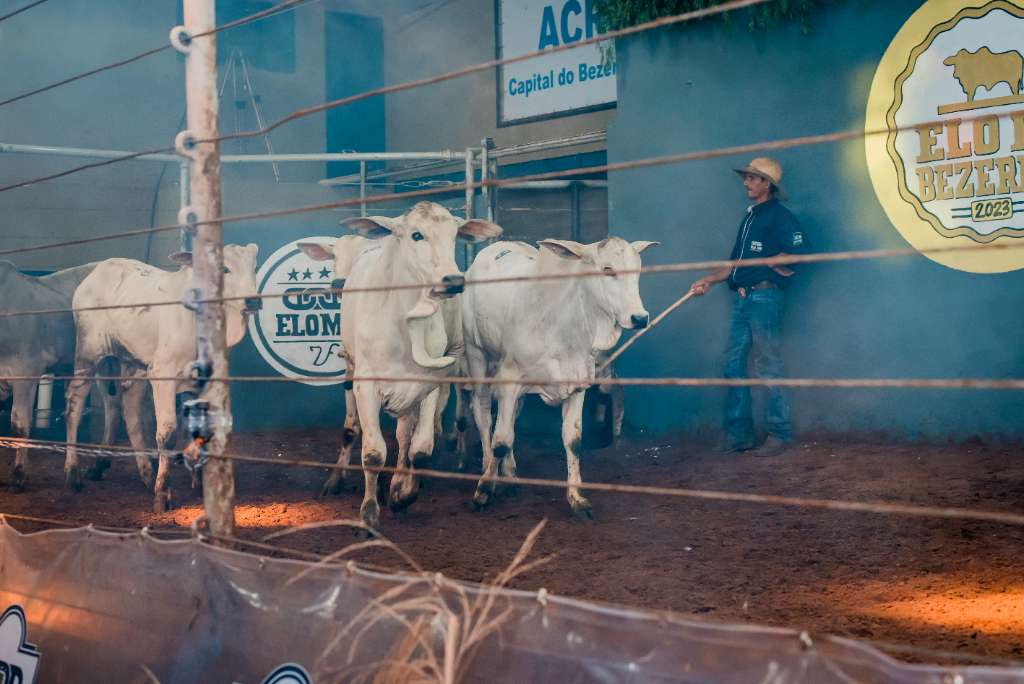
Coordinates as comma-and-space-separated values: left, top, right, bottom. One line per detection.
1, 201, 656, 527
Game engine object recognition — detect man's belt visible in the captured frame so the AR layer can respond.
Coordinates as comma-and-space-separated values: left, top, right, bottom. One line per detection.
737, 280, 778, 298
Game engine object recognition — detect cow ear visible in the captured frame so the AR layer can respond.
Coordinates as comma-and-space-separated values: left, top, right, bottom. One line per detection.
458, 219, 503, 242
246, 243, 259, 260
342, 216, 400, 239
169, 251, 193, 267
297, 242, 334, 262
538, 239, 587, 260
631, 240, 660, 254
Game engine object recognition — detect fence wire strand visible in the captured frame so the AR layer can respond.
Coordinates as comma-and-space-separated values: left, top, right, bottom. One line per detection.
5, 436, 1024, 529
0, 0, 51, 24
1, 240, 1024, 321
0, 100, 1019, 262
0, 0, 318, 111
201, 0, 770, 148
0, 374, 1022, 390
0, 0, 758, 195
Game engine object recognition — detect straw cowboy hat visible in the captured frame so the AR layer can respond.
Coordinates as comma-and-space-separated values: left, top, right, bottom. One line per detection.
733, 157, 786, 199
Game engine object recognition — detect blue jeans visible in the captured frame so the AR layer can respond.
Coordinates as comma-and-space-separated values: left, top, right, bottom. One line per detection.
723, 288, 792, 447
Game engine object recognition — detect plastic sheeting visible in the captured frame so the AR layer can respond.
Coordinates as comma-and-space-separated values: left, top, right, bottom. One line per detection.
1, 521, 1022, 684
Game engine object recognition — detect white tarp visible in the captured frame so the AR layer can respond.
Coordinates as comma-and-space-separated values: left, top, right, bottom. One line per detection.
1, 521, 1021, 683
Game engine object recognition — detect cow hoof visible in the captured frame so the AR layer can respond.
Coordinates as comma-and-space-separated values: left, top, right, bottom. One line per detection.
64, 466, 82, 494
153, 491, 171, 514
389, 491, 419, 514
571, 501, 594, 521
360, 499, 381, 530
471, 490, 491, 511
85, 458, 111, 481
11, 465, 26, 492
320, 474, 344, 497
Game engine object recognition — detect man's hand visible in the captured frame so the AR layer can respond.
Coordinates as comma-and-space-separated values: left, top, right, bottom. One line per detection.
690, 278, 712, 296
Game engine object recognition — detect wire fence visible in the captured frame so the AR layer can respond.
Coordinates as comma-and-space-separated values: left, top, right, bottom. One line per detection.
0, 0, 317, 110
0, 374, 1022, 390
1, 1, 1023, 669
4, 435, 1024, 530
3, 241, 1024, 321
0, 0, 51, 24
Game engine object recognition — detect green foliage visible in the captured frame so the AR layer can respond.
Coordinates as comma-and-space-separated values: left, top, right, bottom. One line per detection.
593, 0, 834, 34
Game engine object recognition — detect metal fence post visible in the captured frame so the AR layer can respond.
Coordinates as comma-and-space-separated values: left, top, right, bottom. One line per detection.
481, 138, 493, 223
464, 147, 474, 267
359, 160, 367, 217
181, 0, 235, 539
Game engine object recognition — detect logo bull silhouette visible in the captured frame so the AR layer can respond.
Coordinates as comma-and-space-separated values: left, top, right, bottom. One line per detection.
943, 47, 1024, 103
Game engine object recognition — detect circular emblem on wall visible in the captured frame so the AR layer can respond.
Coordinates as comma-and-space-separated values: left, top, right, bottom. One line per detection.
247, 237, 345, 386
865, 0, 1024, 273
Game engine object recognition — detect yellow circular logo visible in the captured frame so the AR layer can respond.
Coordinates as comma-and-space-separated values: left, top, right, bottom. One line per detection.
865, 0, 1024, 273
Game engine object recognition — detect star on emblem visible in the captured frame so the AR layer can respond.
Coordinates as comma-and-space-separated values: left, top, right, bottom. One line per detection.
302, 268, 313, 280
287, 269, 299, 281
318, 267, 331, 279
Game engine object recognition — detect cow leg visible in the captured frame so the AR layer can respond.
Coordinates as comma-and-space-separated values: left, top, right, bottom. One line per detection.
119, 379, 153, 489
492, 383, 523, 482
390, 388, 439, 512
322, 388, 360, 496
471, 385, 497, 508
63, 367, 95, 494
149, 376, 177, 513
611, 385, 625, 442
352, 382, 385, 530
411, 387, 439, 465
436, 383, 456, 452
389, 410, 419, 514
562, 390, 591, 518
454, 386, 471, 471
86, 376, 122, 481
9, 378, 39, 491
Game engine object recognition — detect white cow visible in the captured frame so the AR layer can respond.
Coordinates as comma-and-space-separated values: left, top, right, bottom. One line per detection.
461, 237, 656, 517
63, 244, 260, 512
299, 235, 472, 496
328, 202, 500, 529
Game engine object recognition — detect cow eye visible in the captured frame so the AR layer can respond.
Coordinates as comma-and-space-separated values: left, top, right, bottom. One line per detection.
222, 267, 231, 274
411, 231, 425, 242
602, 266, 617, 278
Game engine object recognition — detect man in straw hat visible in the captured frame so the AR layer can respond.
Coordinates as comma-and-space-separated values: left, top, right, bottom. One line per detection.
689, 157, 809, 457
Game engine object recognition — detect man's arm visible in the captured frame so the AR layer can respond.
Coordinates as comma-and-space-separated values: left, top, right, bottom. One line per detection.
689, 266, 731, 296
773, 211, 808, 278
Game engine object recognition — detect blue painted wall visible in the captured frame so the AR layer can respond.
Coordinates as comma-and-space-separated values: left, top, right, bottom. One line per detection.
607, 2, 1024, 439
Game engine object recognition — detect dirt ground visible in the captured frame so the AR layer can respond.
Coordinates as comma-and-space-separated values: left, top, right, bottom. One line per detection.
3, 429, 1023, 666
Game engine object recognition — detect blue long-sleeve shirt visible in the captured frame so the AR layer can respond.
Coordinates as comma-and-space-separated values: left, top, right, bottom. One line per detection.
727, 198, 809, 290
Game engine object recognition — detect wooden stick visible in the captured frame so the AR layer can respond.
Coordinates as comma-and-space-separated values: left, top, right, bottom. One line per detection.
597, 291, 694, 374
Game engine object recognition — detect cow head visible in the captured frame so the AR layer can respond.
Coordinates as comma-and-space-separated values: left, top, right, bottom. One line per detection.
343, 202, 502, 298
342, 202, 502, 369
539, 237, 658, 349
942, 49, 969, 70
297, 234, 369, 291
172, 244, 259, 347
